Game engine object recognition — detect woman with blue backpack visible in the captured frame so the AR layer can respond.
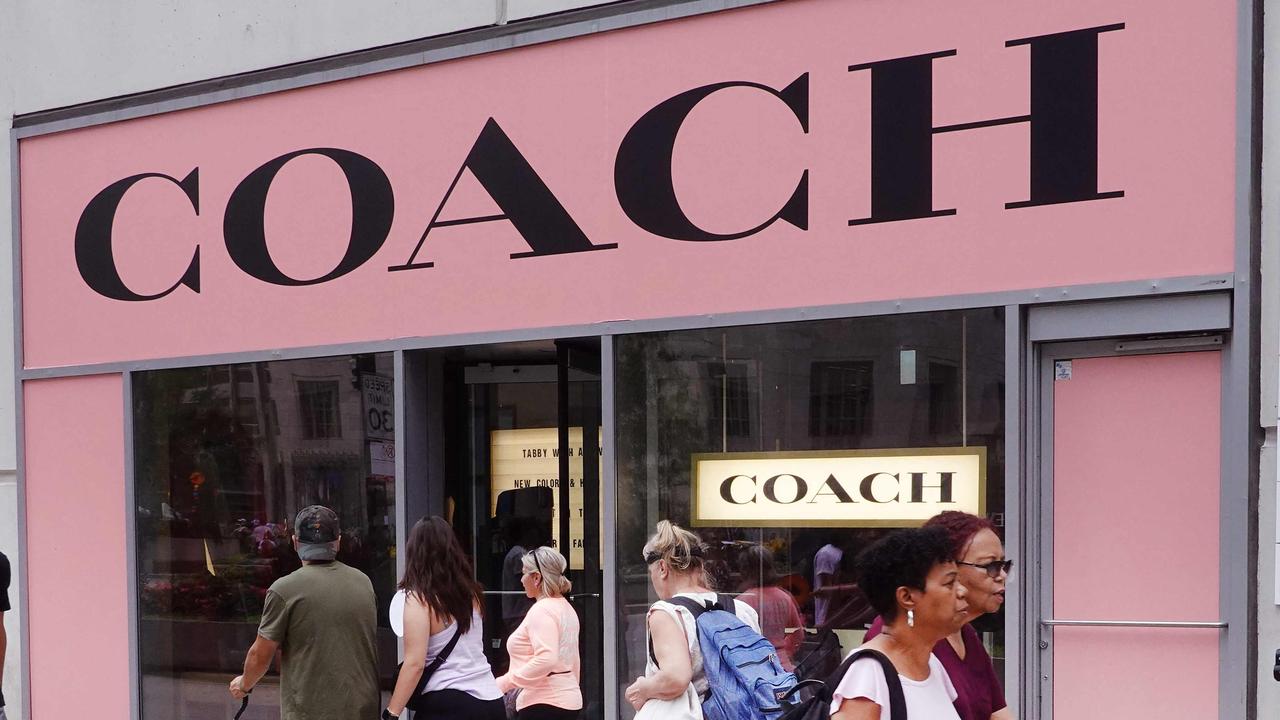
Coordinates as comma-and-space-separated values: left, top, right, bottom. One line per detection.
624, 520, 800, 720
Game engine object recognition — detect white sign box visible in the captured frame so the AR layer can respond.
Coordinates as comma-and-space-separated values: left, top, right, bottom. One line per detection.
692, 447, 986, 527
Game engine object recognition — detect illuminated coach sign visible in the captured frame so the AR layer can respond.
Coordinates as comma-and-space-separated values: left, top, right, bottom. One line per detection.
691, 447, 986, 527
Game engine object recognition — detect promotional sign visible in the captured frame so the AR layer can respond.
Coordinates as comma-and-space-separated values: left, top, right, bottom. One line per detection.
17, 0, 1237, 369
490, 427, 602, 569
692, 447, 986, 527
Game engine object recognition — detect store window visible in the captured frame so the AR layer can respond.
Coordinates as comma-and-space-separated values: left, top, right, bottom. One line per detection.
614, 310, 1005, 717
133, 354, 397, 719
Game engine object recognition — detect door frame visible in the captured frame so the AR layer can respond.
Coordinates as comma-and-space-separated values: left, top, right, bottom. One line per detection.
1020, 291, 1247, 720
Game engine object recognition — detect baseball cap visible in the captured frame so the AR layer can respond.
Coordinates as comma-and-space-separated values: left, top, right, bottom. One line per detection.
295, 505, 340, 561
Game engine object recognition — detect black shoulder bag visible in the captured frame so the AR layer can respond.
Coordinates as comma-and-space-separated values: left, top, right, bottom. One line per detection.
776, 647, 907, 720
401, 623, 464, 713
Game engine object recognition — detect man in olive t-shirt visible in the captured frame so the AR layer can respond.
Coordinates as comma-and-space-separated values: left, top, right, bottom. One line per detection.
230, 506, 379, 719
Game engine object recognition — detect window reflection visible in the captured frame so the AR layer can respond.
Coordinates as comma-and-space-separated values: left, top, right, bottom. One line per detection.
614, 310, 1005, 718
134, 354, 396, 720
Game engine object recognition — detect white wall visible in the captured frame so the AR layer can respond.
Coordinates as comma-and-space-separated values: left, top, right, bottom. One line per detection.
0, 2, 625, 716
1261, 0, 1280, 713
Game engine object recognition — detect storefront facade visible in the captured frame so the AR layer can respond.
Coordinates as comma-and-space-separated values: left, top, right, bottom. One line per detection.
9, 0, 1260, 717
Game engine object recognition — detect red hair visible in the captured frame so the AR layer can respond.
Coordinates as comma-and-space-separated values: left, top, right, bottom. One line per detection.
923, 511, 998, 559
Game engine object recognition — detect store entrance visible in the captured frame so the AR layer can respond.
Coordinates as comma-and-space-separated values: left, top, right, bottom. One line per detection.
407, 339, 603, 715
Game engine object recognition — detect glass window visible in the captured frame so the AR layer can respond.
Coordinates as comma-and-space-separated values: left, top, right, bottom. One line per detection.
614, 310, 1005, 717
134, 354, 397, 719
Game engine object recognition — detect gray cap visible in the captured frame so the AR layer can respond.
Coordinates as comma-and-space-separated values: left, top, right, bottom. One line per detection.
295, 505, 339, 561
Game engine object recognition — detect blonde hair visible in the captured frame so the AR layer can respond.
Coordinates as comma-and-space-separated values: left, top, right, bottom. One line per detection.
643, 520, 708, 575
522, 546, 572, 597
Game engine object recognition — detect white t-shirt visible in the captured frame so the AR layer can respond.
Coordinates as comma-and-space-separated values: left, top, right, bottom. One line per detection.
813, 544, 843, 626
647, 592, 761, 698
830, 652, 960, 720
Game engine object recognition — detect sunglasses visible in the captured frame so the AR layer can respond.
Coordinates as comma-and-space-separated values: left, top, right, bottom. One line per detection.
957, 558, 1013, 578
526, 550, 544, 576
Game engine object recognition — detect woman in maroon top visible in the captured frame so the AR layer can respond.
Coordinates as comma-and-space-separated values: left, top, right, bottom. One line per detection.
866, 511, 1013, 720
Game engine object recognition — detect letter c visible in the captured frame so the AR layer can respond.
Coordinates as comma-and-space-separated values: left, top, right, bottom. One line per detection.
75, 170, 201, 301
720, 475, 757, 505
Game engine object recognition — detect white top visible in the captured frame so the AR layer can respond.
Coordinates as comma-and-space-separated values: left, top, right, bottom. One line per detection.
390, 589, 502, 700
829, 651, 960, 720
646, 592, 762, 698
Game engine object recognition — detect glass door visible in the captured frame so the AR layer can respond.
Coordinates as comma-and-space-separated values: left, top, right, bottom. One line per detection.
427, 339, 603, 715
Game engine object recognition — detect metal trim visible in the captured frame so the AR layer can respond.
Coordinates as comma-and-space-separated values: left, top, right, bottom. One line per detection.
15, 274, 1234, 380
11, 0, 783, 137
600, 334, 618, 720
1027, 292, 1232, 342
1042, 619, 1227, 629
123, 372, 140, 720
1002, 304, 1024, 720
9, 124, 31, 720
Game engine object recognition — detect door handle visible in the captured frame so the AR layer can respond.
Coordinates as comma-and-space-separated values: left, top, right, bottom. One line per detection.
1273, 650, 1279, 682
1040, 619, 1226, 629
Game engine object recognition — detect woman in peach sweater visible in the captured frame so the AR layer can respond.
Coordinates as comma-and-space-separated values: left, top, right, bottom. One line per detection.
496, 546, 583, 720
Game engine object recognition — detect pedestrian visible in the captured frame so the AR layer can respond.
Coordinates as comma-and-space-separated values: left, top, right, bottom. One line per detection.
496, 546, 583, 720
229, 505, 379, 719
623, 520, 761, 716
1, 549, 10, 720
737, 544, 803, 671
865, 512, 1013, 720
829, 527, 969, 720
384, 516, 503, 720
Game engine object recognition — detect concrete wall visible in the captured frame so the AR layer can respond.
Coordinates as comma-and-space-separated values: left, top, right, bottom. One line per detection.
1260, 0, 1279, 709
0, 2, 623, 717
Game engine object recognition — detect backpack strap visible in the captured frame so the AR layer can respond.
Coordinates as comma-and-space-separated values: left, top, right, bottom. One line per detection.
668, 595, 712, 618
827, 648, 907, 720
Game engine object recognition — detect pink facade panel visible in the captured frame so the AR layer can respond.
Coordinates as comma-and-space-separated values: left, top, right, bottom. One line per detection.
1051, 352, 1221, 718
18, 0, 1237, 368
23, 375, 129, 716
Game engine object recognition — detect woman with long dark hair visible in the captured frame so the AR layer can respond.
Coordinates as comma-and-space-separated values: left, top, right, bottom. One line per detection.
383, 516, 504, 720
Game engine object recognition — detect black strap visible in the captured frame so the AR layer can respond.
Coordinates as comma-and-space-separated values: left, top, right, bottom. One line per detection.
827, 648, 907, 720
233, 695, 250, 720
648, 595, 723, 667
418, 622, 464, 692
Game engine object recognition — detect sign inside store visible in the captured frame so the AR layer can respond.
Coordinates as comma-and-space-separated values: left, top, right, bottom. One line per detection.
490, 427, 602, 570
73, 25, 1122, 301
691, 447, 985, 527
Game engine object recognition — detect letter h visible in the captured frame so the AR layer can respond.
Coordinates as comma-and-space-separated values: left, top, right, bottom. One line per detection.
848, 23, 1124, 226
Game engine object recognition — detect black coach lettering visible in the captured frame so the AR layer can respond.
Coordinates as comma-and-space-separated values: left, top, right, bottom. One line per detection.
224, 148, 393, 286
762, 474, 808, 504
615, 75, 809, 241
910, 471, 955, 503
719, 475, 758, 504
809, 474, 857, 503
75, 170, 201, 301
390, 118, 615, 271
848, 23, 1123, 225
859, 472, 900, 503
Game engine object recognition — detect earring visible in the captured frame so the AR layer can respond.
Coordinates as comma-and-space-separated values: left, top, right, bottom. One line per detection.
907, 609, 915, 628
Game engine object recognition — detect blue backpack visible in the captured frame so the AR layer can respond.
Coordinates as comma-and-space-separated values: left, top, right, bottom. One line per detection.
667, 594, 801, 720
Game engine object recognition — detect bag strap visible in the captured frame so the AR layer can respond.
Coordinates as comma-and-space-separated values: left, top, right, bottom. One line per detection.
647, 598, 706, 668
414, 620, 464, 696
827, 648, 907, 720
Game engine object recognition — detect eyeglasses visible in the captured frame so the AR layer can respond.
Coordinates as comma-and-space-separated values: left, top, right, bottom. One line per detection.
957, 558, 1013, 578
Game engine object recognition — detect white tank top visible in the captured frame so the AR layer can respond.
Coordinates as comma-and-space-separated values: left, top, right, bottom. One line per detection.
390, 590, 502, 700
647, 591, 761, 698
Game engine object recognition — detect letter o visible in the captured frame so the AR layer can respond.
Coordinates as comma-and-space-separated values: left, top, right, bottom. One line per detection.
763, 474, 808, 504
224, 148, 394, 286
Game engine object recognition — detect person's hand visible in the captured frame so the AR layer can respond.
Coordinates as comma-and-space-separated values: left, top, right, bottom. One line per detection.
624, 676, 648, 710
229, 675, 250, 699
